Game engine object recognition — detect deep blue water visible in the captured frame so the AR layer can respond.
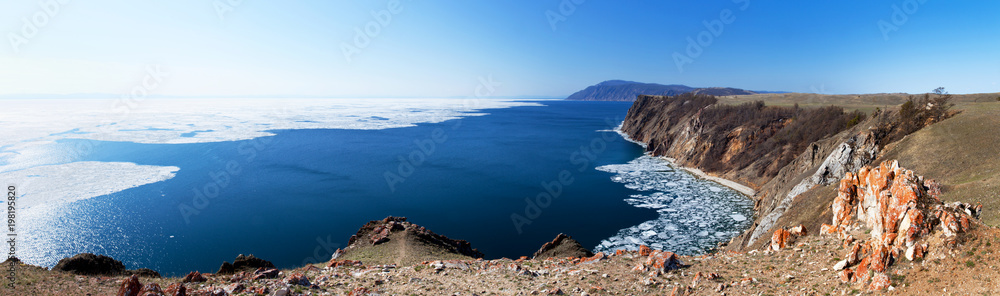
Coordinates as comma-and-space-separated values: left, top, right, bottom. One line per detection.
34, 100, 661, 276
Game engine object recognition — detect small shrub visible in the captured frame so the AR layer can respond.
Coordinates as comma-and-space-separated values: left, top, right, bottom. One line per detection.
966, 260, 976, 268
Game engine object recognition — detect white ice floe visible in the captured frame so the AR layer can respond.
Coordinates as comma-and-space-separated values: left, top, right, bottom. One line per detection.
0, 161, 179, 209
594, 155, 754, 255
0, 98, 540, 172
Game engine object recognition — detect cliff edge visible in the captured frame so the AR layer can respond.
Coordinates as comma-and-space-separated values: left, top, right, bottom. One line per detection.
620, 92, 968, 251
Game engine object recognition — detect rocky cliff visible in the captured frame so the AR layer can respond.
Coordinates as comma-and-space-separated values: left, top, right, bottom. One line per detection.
332, 216, 484, 266
620, 93, 949, 251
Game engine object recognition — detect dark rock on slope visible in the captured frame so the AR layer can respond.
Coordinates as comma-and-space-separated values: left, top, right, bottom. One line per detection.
53, 253, 127, 276
565, 80, 757, 101
53, 253, 164, 278
532, 233, 594, 259
335, 216, 484, 266
216, 254, 275, 275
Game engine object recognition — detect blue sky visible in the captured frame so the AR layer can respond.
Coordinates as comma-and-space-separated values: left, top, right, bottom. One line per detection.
1, 0, 997, 97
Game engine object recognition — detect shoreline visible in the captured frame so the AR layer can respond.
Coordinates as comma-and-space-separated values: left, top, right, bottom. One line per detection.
613, 123, 755, 197
658, 157, 756, 197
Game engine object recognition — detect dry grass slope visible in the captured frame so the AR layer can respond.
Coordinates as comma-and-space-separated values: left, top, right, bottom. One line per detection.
879, 101, 1000, 226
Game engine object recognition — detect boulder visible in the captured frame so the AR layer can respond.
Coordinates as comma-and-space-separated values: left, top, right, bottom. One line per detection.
638, 245, 652, 256
138, 283, 163, 295
532, 233, 594, 259
579, 252, 606, 264
224, 283, 245, 294
182, 271, 207, 283
216, 254, 275, 275
788, 224, 807, 236
251, 268, 280, 280
820, 224, 837, 235
286, 273, 311, 286
53, 253, 126, 276
833, 259, 848, 271
869, 272, 891, 290
116, 275, 143, 296
838, 268, 853, 283
326, 259, 363, 268
769, 229, 791, 251
645, 251, 682, 272
164, 283, 187, 296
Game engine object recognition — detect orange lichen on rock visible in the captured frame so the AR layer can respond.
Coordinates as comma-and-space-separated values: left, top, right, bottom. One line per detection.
638, 245, 652, 256
770, 229, 791, 251
825, 160, 984, 290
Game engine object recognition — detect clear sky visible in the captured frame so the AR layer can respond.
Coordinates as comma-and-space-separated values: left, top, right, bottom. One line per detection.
1, 0, 997, 97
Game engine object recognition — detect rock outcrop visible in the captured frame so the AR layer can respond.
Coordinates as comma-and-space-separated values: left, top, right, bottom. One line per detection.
182, 271, 207, 283
821, 160, 983, 290
334, 216, 484, 266
532, 233, 594, 259
53, 253, 127, 276
618, 93, 956, 253
216, 254, 275, 275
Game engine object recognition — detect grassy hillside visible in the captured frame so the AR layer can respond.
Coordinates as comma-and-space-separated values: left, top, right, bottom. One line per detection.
719, 92, 1000, 114
879, 101, 1000, 226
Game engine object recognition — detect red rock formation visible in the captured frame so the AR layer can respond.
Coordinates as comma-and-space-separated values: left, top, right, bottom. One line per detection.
838, 268, 853, 283
164, 283, 186, 296
645, 251, 682, 272
869, 273, 890, 290
579, 252, 606, 264
826, 160, 983, 290
326, 259, 363, 268
638, 245, 652, 256
251, 268, 280, 280
285, 273, 311, 286
116, 275, 142, 296
182, 271, 207, 283
769, 229, 791, 251
138, 283, 162, 296
820, 224, 837, 234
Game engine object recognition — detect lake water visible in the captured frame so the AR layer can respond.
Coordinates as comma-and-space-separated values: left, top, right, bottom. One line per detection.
10, 99, 752, 276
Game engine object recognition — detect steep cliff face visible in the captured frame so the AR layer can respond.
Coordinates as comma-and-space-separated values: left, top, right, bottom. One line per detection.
621, 94, 911, 251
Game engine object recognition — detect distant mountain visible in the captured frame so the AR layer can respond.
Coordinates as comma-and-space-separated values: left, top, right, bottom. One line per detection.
565, 80, 760, 101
